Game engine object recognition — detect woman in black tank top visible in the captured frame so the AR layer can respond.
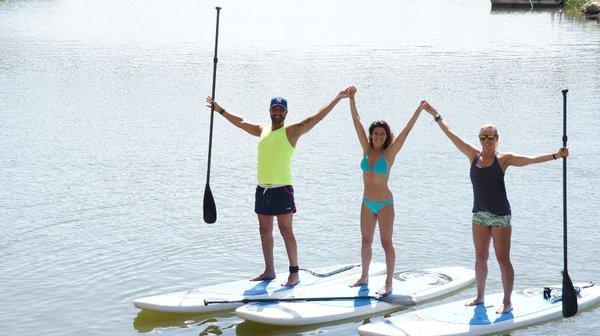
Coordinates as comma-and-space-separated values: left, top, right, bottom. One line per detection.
424, 101, 568, 315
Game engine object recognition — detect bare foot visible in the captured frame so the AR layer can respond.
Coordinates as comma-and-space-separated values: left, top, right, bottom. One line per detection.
350, 277, 368, 287
250, 271, 275, 281
376, 284, 393, 296
464, 297, 484, 306
282, 272, 299, 287
496, 303, 513, 314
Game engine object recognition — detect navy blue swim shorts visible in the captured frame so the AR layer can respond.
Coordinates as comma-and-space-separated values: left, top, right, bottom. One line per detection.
255, 185, 297, 216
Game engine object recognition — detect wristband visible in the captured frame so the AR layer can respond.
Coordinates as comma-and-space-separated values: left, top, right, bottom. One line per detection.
552, 153, 557, 160
434, 114, 442, 122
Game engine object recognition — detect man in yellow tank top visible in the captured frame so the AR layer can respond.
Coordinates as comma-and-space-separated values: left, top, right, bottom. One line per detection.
206, 87, 352, 286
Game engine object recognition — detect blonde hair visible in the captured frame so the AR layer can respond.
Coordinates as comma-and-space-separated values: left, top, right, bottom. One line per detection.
479, 124, 498, 136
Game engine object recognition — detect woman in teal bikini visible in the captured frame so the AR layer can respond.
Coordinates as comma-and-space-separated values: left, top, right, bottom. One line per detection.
347, 86, 427, 295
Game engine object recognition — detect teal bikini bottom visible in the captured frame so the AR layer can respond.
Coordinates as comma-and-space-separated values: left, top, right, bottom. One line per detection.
362, 197, 394, 215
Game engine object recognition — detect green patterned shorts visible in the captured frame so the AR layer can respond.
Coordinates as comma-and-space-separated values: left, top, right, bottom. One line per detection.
472, 211, 511, 228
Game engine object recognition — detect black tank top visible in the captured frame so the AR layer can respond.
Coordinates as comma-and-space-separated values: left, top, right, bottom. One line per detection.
470, 154, 511, 215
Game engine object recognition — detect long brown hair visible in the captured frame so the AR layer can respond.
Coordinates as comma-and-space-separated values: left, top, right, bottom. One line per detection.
368, 120, 394, 149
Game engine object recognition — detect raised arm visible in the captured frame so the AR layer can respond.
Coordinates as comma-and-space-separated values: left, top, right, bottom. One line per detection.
500, 147, 569, 170
347, 86, 370, 154
205, 96, 262, 137
286, 88, 351, 145
386, 100, 427, 158
425, 102, 479, 162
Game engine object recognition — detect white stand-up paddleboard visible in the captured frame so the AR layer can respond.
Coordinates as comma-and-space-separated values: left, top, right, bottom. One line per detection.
235, 266, 475, 326
133, 262, 385, 313
358, 282, 600, 336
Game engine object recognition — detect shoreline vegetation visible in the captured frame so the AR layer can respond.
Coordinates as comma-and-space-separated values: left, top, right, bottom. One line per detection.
564, 0, 587, 11
567, 0, 600, 19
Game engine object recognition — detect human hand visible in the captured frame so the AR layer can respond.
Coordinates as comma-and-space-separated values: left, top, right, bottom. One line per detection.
205, 96, 223, 113
346, 86, 357, 98
417, 100, 428, 112
423, 101, 438, 116
338, 86, 356, 99
556, 147, 569, 159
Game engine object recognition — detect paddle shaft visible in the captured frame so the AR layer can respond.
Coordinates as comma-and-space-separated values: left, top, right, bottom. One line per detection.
206, 7, 221, 186
204, 295, 406, 306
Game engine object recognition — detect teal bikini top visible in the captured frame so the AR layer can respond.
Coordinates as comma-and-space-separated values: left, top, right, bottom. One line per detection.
360, 154, 389, 175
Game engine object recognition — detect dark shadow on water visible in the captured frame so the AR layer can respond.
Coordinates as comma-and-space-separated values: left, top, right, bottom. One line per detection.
133, 309, 237, 334
235, 320, 293, 336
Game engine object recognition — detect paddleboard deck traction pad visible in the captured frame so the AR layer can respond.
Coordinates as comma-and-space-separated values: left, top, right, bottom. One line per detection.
394, 270, 453, 286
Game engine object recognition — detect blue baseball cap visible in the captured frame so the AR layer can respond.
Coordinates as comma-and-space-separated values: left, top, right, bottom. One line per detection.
270, 97, 288, 110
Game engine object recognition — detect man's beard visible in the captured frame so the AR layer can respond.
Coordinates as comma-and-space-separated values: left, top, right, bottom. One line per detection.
271, 115, 285, 124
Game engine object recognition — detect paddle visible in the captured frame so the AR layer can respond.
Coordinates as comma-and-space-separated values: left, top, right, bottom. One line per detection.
561, 89, 578, 317
204, 294, 416, 306
203, 7, 221, 224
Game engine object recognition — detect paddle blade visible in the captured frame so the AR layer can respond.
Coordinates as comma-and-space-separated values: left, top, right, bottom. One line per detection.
562, 270, 578, 317
203, 184, 217, 224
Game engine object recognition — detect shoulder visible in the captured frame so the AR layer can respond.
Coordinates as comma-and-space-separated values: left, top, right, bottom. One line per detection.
284, 124, 295, 135
497, 152, 512, 162
496, 152, 514, 170
469, 151, 481, 164
285, 122, 301, 134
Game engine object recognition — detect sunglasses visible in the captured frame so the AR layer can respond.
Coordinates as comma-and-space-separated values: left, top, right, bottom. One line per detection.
479, 134, 497, 141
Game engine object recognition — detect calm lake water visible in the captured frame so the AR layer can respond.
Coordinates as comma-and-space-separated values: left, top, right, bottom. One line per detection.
1, 0, 599, 335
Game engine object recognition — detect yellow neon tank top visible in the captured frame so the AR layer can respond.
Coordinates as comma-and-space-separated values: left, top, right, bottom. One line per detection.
257, 126, 295, 185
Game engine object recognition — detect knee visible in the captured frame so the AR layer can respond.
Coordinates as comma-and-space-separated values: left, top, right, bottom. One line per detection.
475, 253, 489, 264
496, 256, 512, 269
380, 239, 394, 252
278, 224, 294, 238
361, 236, 373, 247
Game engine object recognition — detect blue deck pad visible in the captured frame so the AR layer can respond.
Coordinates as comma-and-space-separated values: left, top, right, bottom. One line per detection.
242, 280, 275, 296
465, 304, 514, 325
